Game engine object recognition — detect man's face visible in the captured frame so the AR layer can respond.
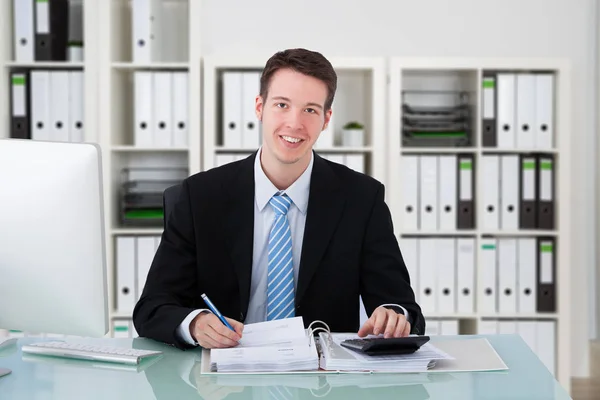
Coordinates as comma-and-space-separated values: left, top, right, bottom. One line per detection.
255, 68, 332, 166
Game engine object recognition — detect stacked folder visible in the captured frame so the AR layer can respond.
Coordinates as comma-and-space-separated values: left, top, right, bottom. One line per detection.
402, 91, 471, 147
13, 0, 80, 62
9, 69, 84, 142
119, 168, 186, 228
134, 71, 188, 148
401, 154, 475, 231
482, 71, 554, 149
481, 154, 555, 230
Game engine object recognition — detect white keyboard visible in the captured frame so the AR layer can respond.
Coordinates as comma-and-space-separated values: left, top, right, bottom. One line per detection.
21, 341, 163, 365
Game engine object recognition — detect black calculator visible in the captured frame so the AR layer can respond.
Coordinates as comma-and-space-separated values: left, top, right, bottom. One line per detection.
340, 336, 430, 356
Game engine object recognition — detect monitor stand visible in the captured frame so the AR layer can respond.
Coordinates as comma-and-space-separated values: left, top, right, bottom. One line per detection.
0, 368, 11, 377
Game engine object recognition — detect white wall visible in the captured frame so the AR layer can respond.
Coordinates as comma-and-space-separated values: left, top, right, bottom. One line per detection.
200, 0, 595, 377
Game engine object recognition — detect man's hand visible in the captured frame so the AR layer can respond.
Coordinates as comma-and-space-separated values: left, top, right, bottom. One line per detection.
190, 312, 244, 348
357, 306, 411, 338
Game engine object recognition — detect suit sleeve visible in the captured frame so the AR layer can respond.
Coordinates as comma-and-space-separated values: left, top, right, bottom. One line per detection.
359, 183, 426, 335
133, 179, 200, 348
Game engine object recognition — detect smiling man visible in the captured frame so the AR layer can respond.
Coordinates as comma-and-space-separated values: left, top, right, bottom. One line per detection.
133, 48, 425, 350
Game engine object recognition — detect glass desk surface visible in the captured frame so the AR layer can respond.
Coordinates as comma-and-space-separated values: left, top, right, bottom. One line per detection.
0, 334, 571, 400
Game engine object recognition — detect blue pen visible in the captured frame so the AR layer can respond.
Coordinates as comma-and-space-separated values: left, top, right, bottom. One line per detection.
201, 293, 235, 331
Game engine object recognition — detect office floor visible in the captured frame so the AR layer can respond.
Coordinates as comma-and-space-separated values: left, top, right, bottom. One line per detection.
572, 341, 600, 400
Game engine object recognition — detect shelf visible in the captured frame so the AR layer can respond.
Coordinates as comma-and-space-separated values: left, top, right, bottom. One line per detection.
400, 231, 477, 236
481, 148, 558, 154
480, 313, 559, 319
111, 146, 189, 153
481, 230, 558, 237
111, 62, 189, 70
4, 61, 84, 69
112, 228, 163, 236
423, 314, 478, 319
401, 147, 477, 154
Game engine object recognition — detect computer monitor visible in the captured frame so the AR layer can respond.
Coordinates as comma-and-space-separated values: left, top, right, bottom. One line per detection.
0, 139, 109, 338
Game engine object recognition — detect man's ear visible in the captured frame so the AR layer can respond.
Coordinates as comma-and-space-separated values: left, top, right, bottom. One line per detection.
255, 95, 264, 121
322, 108, 333, 131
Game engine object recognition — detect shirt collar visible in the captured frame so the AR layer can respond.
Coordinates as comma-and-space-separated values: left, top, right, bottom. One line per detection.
254, 147, 313, 215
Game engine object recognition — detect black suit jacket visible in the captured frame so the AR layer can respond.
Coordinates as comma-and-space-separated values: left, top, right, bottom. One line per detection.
133, 151, 424, 348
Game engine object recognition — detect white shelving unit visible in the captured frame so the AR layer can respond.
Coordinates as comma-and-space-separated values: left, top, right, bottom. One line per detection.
0, 1, 572, 394
388, 57, 571, 391
202, 55, 386, 183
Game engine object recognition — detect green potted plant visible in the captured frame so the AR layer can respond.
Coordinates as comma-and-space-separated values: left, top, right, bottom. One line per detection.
342, 121, 365, 146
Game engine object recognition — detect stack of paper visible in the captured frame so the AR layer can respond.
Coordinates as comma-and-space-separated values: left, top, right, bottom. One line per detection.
318, 333, 454, 373
208, 317, 320, 373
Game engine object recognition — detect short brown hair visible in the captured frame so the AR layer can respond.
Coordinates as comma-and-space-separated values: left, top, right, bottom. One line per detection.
260, 48, 337, 111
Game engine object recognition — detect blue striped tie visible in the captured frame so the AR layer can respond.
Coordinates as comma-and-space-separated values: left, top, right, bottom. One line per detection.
267, 193, 295, 321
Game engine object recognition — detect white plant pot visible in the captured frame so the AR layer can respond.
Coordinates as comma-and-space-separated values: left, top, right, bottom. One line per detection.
341, 129, 364, 147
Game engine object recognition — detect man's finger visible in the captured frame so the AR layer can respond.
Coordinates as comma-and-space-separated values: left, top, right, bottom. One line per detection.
393, 315, 407, 338
383, 311, 398, 338
205, 324, 238, 347
198, 331, 220, 349
402, 320, 411, 337
226, 317, 244, 337
210, 318, 241, 343
357, 318, 374, 337
372, 308, 387, 335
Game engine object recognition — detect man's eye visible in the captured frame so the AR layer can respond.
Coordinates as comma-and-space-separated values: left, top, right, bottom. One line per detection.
306, 108, 316, 113
276, 103, 287, 108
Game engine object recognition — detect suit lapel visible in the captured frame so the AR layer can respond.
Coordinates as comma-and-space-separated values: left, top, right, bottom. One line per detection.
296, 153, 345, 305
223, 152, 256, 319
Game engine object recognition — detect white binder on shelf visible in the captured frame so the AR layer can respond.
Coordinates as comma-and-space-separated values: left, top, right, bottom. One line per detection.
112, 320, 131, 339
535, 74, 554, 149
440, 320, 459, 336
436, 238, 456, 314
241, 72, 261, 149
497, 238, 517, 314
134, 71, 153, 147
482, 155, 500, 230
13, 0, 34, 62
401, 156, 418, 231
215, 153, 235, 167
116, 237, 136, 314
132, 0, 161, 62
136, 236, 156, 301
399, 238, 418, 297
418, 239, 436, 314
478, 320, 498, 335
516, 321, 537, 353
498, 320, 517, 334
171, 72, 188, 147
425, 319, 440, 336
344, 154, 365, 174
419, 156, 438, 231
517, 238, 537, 313
222, 72, 243, 148
516, 74, 535, 149
497, 73, 516, 149
153, 72, 172, 147
480, 238, 497, 314
31, 71, 50, 141
456, 238, 475, 314
50, 71, 70, 142
68, 71, 84, 142
500, 155, 519, 230
536, 321, 556, 376
438, 155, 457, 231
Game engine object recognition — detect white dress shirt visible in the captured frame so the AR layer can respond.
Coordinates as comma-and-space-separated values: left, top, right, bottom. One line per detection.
176, 148, 407, 345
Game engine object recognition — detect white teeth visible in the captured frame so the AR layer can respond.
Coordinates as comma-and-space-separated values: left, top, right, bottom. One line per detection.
282, 136, 302, 143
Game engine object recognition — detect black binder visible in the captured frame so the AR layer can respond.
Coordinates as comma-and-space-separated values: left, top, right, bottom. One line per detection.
482, 71, 497, 147
457, 154, 475, 229
537, 237, 556, 312
519, 155, 537, 229
34, 0, 69, 61
9, 70, 31, 139
536, 155, 555, 230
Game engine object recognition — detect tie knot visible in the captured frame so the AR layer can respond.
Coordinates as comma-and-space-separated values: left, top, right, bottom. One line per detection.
269, 194, 292, 215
